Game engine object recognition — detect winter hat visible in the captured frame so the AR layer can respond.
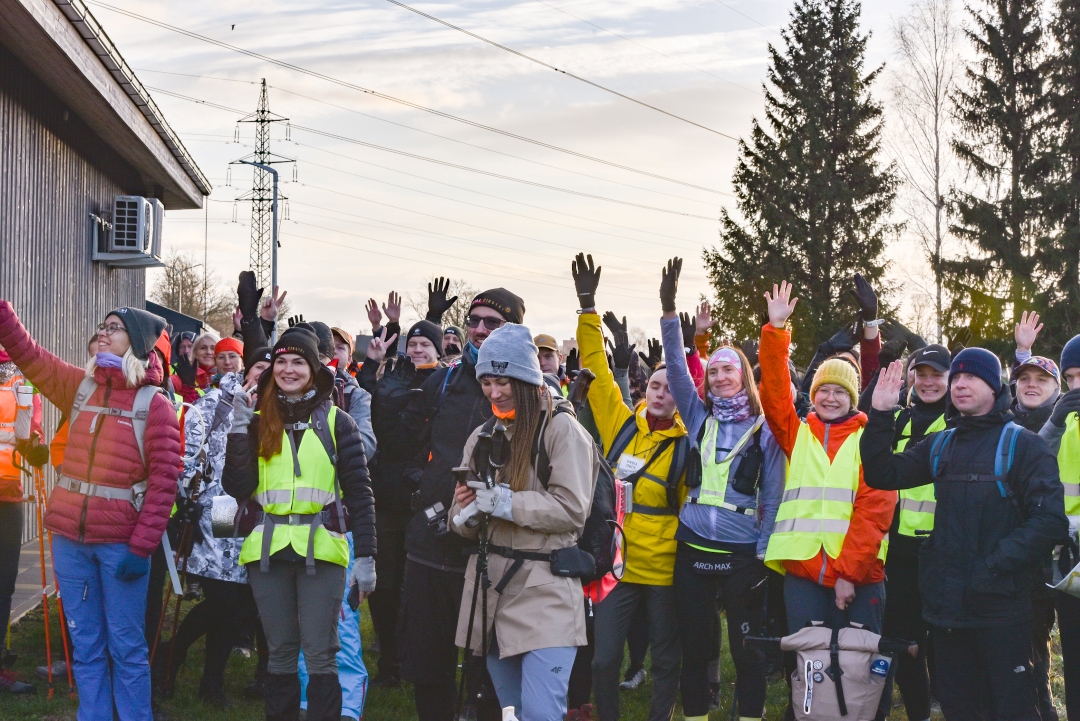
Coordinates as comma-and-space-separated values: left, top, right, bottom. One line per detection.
475, 324, 543, 386
908, 344, 951, 373
273, 326, 322, 375
1061, 335, 1080, 373
154, 330, 172, 376
406, 320, 445, 358
470, 288, 525, 324
1017, 355, 1061, 382
245, 346, 272, 374
107, 307, 167, 361
330, 327, 354, 355
810, 358, 860, 406
215, 337, 243, 357
307, 321, 336, 360
950, 347, 1002, 393
444, 326, 465, 342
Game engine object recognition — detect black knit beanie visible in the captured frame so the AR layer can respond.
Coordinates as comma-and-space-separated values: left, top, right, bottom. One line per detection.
108, 307, 167, 361
245, 346, 272, 374
406, 320, 445, 358
273, 327, 321, 375
307, 321, 336, 360
469, 288, 525, 324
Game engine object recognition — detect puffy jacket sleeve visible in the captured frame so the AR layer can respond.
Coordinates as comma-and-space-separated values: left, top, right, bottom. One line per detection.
687, 347, 705, 398
860, 333, 880, 391
0, 300, 86, 413
223, 416, 260, 501
345, 384, 377, 459
577, 312, 633, 453
334, 408, 377, 558
832, 460, 895, 584
128, 393, 182, 557
510, 412, 596, 535
860, 408, 935, 491
759, 324, 801, 458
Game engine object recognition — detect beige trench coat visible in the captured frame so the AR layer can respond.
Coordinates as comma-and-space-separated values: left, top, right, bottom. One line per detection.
450, 394, 598, 658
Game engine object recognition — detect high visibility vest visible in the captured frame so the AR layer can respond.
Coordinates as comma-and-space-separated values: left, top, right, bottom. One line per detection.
239, 406, 350, 569
692, 416, 764, 516
1058, 413, 1080, 529
764, 423, 887, 574
893, 412, 946, 538
0, 374, 23, 500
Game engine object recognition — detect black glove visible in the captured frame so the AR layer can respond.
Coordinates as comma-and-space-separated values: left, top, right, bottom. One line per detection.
660, 258, 682, 313
237, 271, 263, 322
822, 322, 859, 356
849, 273, 878, 322
603, 313, 635, 371
679, 312, 696, 353
425, 277, 458, 323
1051, 388, 1080, 428
949, 327, 972, 354
638, 339, 663, 370
878, 338, 907, 367
175, 353, 197, 387
602, 310, 626, 339
15, 437, 49, 468
880, 319, 928, 353
571, 253, 602, 310
287, 314, 305, 328
173, 493, 202, 526
566, 348, 580, 374
740, 338, 759, 368
444, 342, 461, 356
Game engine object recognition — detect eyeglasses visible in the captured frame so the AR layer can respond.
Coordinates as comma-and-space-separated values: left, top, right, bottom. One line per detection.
465, 315, 506, 331
96, 322, 126, 336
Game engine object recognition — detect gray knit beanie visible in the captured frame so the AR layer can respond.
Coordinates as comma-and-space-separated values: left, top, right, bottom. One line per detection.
475, 324, 543, 386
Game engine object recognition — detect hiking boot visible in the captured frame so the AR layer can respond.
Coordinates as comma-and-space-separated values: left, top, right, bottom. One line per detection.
619, 668, 647, 690
708, 681, 721, 710
35, 660, 68, 679
0, 669, 35, 695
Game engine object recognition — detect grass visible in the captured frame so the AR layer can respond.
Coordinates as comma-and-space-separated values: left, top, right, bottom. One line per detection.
0, 600, 1066, 720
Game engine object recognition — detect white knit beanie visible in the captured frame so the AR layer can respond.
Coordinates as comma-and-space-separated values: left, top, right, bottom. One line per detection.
475, 324, 543, 386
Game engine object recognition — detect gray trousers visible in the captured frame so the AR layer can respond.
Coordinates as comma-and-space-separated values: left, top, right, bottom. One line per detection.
247, 559, 346, 675
592, 581, 681, 721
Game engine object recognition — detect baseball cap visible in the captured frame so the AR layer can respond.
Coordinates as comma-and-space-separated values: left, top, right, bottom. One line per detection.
1016, 355, 1061, 382
907, 344, 951, 373
533, 334, 559, 352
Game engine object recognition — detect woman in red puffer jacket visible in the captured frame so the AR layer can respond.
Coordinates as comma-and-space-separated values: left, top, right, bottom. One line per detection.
0, 300, 180, 721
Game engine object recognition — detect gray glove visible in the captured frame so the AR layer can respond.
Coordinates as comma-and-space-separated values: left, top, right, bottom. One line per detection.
468, 481, 514, 521
350, 556, 376, 593
230, 390, 254, 433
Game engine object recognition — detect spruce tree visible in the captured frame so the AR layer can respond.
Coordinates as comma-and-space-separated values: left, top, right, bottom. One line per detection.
947, 0, 1049, 350
704, 0, 898, 363
1040, 0, 1080, 349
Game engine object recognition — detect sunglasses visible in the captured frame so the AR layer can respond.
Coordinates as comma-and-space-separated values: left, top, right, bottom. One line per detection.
96, 322, 126, 336
465, 315, 506, 331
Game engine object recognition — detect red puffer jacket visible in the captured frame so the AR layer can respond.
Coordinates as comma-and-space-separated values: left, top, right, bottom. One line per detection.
0, 301, 181, 557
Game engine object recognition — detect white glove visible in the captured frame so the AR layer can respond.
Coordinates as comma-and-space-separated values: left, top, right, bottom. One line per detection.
350, 556, 376, 593
468, 481, 514, 522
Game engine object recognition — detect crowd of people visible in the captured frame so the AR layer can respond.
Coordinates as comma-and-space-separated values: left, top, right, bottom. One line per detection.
0, 255, 1077, 721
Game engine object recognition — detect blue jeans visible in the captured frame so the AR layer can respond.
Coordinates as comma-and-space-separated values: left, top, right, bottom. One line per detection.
52, 535, 151, 721
486, 633, 576, 721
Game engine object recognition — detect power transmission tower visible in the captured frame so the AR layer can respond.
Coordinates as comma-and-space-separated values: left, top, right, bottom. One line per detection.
231, 79, 294, 291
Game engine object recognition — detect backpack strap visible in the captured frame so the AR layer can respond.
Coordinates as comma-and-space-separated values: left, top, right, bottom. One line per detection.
66, 376, 100, 438
604, 415, 640, 466
535, 405, 574, 489
130, 385, 160, 469
435, 362, 459, 409
929, 428, 955, 477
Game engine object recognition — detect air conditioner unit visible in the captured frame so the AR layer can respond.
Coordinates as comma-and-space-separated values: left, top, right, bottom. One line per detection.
91, 195, 165, 268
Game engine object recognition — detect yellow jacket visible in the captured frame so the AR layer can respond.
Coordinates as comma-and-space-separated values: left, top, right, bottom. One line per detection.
577, 313, 688, 586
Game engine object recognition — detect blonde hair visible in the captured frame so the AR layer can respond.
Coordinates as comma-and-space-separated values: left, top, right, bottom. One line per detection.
84, 347, 147, 388
192, 333, 220, 356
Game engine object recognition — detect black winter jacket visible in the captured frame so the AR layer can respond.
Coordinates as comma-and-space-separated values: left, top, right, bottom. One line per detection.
400, 351, 492, 570
862, 387, 1067, 628
887, 393, 949, 558
221, 365, 377, 559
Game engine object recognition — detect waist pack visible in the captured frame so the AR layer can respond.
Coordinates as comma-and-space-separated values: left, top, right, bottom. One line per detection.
747, 623, 917, 720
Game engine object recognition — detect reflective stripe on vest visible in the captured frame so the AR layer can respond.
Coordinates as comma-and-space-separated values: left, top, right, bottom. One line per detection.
764, 423, 887, 574
894, 413, 946, 537
1058, 413, 1080, 524
239, 406, 350, 569
693, 416, 764, 517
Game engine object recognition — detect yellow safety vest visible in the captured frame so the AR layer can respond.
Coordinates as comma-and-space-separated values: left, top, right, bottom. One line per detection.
1058, 413, 1080, 528
239, 406, 350, 569
893, 412, 946, 538
764, 423, 887, 574
693, 416, 764, 515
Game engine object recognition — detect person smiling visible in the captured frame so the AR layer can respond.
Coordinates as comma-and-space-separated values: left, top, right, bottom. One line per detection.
757, 280, 895, 717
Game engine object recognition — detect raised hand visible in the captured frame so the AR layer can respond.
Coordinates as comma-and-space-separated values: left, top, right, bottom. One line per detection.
572, 253, 602, 310
565, 348, 580, 374
872, 359, 906, 411
383, 292, 402, 324
602, 314, 634, 370
237, 271, 264, 321
287, 315, 305, 328
679, 312, 696, 352
639, 338, 663, 370
695, 301, 716, 336
426, 277, 458, 322
824, 322, 859, 355
878, 338, 907, 367
365, 298, 382, 332
260, 285, 287, 322
175, 352, 197, 387
660, 258, 682, 313
366, 327, 398, 364
765, 282, 798, 328
1051, 388, 1080, 428
949, 326, 972, 354
601, 311, 626, 338
849, 273, 878, 322
1015, 310, 1043, 353
233, 307, 243, 332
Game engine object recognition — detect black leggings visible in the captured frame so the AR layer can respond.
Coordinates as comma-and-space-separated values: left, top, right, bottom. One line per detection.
881, 551, 931, 720
170, 575, 256, 687
673, 545, 768, 717
0, 502, 21, 636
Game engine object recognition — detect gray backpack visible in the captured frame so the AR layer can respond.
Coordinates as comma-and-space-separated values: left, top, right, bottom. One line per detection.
68, 376, 164, 469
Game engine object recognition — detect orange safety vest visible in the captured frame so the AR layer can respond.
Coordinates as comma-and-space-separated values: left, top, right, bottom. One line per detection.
0, 373, 26, 501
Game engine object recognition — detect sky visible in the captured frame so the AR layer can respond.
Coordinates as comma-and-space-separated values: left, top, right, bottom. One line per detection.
93, 0, 930, 343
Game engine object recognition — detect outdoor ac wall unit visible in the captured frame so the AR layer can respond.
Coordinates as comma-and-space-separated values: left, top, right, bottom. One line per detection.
91, 195, 165, 268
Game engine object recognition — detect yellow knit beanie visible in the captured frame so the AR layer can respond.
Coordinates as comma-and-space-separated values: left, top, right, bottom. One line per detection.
810, 358, 860, 406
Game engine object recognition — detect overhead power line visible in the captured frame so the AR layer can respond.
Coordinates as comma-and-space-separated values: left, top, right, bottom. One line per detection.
147, 86, 717, 220
383, 0, 738, 141
88, 2, 727, 193
708, 0, 774, 32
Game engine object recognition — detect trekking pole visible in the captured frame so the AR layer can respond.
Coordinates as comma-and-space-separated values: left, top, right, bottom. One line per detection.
38, 468, 75, 695
32, 468, 54, 698
162, 522, 192, 696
